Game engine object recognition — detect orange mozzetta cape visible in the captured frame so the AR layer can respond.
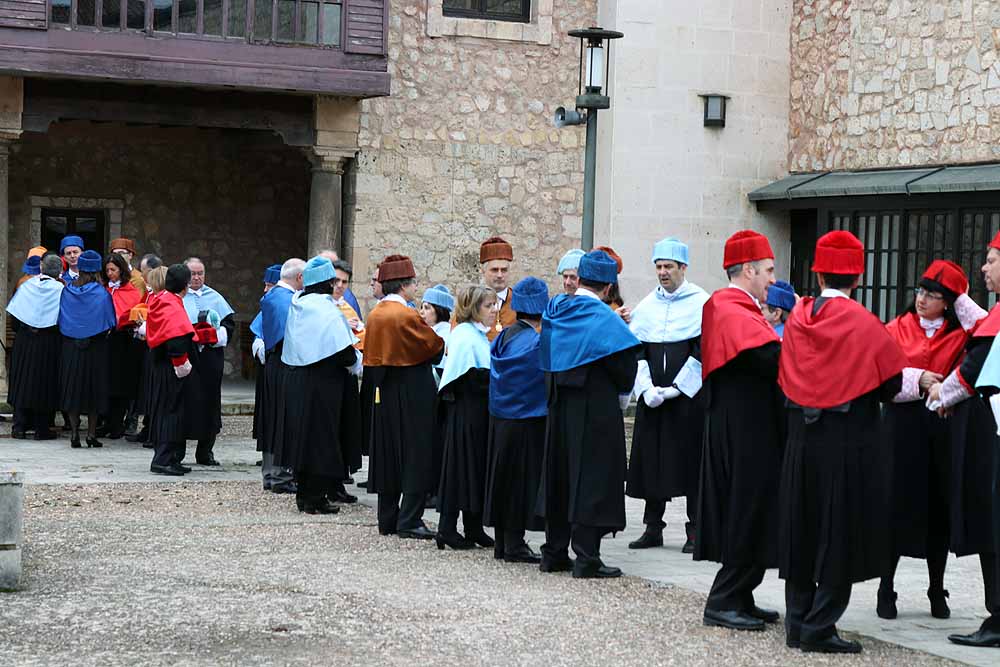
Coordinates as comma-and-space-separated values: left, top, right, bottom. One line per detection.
108, 282, 143, 330
363, 300, 444, 367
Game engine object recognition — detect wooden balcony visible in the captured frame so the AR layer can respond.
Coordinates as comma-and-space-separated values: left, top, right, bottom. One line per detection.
0, 0, 389, 97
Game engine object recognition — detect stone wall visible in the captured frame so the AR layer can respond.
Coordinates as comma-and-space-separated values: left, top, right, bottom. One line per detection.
790, 0, 1000, 172
596, 0, 794, 297
8, 122, 310, 375
348, 0, 596, 308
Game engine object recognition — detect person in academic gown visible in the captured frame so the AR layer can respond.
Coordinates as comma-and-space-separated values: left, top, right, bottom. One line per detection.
778, 231, 907, 654
879, 260, 986, 620
13, 247, 46, 293
364, 254, 444, 540
60, 235, 85, 284
278, 256, 363, 514
127, 256, 163, 444
102, 252, 144, 439
332, 260, 366, 352
557, 249, 584, 295
58, 250, 117, 448
6, 254, 63, 440
476, 236, 517, 341
254, 260, 302, 494
537, 250, 641, 579
146, 264, 197, 476
764, 280, 796, 338
420, 283, 455, 382
182, 257, 235, 466
928, 234, 1000, 649
250, 263, 281, 443
109, 237, 147, 299
434, 286, 497, 550
594, 245, 631, 323
483, 276, 549, 563
695, 230, 783, 632
626, 237, 709, 553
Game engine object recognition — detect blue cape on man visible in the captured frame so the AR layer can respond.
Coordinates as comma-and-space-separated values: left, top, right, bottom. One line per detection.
540, 293, 641, 373
183, 285, 235, 324
7, 276, 63, 329
249, 311, 263, 339
281, 291, 358, 367
58, 282, 116, 339
438, 322, 491, 391
490, 322, 546, 419
259, 285, 296, 351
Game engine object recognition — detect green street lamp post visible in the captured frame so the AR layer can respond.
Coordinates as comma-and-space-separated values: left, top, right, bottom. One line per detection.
554, 26, 624, 251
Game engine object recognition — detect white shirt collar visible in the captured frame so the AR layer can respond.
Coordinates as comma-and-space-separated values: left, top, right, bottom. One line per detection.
727, 283, 761, 308
473, 321, 490, 334
496, 287, 509, 302
108, 280, 121, 289
820, 288, 850, 300
276, 280, 296, 293
383, 294, 407, 306
920, 316, 945, 337
657, 281, 686, 299
188, 287, 203, 296
576, 286, 603, 301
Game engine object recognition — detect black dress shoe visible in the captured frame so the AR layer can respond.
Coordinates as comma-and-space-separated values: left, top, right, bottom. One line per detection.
271, 484, 297, 494
142, 442, 154, 449
196, 457, 220, 466
70, 437, 82, 449
34, 430, 58, 441
107, 431, 125, 440
344, 476, 355, 484
747, 605, 779, 624
86, 437, 103, 448
466, 530, 495, 548
435, 531, 474, 550
302, 499, 340, 515
11, 430, 28, 439
176, 464, 192, 473
398, 526, 436, 540
573, 563, 623, 579
126, 428, 149, 443
357, 479, 368, 489
540, 557, 574, 573
801, 634, 862, 653
876, 587, 898, 620
682, 536, 695, 554
504, 545, 543, 564
786, 636, 801, 649
331, 490, 357, 504
378, 527, 397, 536
703, 609, 765, 632
150, 464, 185, 476
628, 530, 663, 549
947, 628, 1000, 647
928, 588, 950, 619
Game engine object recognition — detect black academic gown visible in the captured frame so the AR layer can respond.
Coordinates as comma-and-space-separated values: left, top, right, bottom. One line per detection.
695, 342, 784, 568
947, 338, 998, 557
256, 343, 289, 456
7, 317, 61, 413
436, 368, 491, 515
184, 314, 234, 440
147, 334, 196, 446
537, 347, 638, 531
626, 338, 704, 501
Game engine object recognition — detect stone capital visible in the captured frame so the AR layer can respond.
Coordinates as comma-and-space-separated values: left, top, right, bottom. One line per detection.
307, 147, 354, 174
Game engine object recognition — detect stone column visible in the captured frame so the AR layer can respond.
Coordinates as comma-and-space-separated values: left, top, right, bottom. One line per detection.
0, 141, 10, 395
307, 154, 348, 256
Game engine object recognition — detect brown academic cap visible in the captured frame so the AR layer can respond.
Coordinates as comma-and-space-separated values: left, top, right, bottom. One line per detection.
479, 236, 513, 263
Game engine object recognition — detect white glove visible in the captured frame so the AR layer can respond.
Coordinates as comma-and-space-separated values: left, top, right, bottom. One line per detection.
251, 337, 266, 364
348, 350, 363, 377
213, 325, 229, 348
659, 386, 681, 401
174, 359, 192, 378
643, 386, 666, 408
618, 393, 631, 411
134, 321, 147, 340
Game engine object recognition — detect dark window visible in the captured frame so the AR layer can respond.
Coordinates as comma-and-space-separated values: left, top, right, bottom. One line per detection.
50, 0, 71, 23
789, 201, 1000, 321
41, 209, 108, 259
443, 0, 530, 23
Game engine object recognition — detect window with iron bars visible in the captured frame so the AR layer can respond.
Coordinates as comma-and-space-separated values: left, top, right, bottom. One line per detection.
442, 0, 529, 23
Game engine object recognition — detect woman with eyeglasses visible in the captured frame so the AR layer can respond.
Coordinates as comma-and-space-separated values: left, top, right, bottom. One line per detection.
879, 260, 986, 620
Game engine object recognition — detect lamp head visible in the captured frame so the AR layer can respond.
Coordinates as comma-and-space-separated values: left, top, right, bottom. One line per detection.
554, 106, 586, 128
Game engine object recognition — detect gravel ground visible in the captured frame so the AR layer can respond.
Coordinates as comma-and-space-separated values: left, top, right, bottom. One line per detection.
0, 480, 958, 666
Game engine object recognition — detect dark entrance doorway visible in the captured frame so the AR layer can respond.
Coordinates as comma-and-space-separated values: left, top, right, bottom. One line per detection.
41, 208, 107, 255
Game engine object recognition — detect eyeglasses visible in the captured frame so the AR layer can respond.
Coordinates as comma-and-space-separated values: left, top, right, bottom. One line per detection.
914, 287, 944, 301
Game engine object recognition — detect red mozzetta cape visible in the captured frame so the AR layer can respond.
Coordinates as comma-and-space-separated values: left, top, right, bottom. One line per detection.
146, 291, 195, 350
108, 282, 142, 330
972, 305, 1000, 339
885, 312, 968, 376
701, 287, 781, 379
779, 296, 906, 409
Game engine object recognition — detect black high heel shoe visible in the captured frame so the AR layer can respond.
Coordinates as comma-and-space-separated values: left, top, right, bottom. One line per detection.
70, 436, 82, 448
465, 530, 495, 548
86, 437, 103, 448
435, 531, 474, 551
928, 588, 950, 619
876, 587, 897, 619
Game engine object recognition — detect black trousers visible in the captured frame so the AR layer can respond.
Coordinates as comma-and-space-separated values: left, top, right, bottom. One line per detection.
152, 440, 185, 467
196, 436, 216, 461
377, 492, 425, 533
642, 497, 696, 532
705, 563, 766, 612
105, 397, 130, 436
494, 528, 528, 556
297, 472, 336, 504
785, 580, 852, 644
439, 511, 484, 537
542, 520, 603, 569
981, 553, 1000, 628
13, 407, 50, 434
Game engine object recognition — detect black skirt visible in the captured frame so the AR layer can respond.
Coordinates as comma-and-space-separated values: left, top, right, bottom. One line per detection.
7, 324, 61, 412
436, 369, 491, 514
59, 333, 111, 414
626, 394, 704, 501
108, 328, 144, 399
147, 347, 187, 445
884, 400, 951, 558
483, 415, 545, 531
183, 345, 223, 440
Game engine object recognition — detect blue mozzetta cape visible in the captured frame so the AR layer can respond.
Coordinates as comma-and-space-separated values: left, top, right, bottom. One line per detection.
628, 280, 709, 343
58, 282, 116, 339
7, 276, 63, 328
281, 291, 358, 367
489, 322, 546, 419
183, 285, 235, 323
540, 293, 641, 373
438, 322, 491, 391
249, 311, 263, 339
976, 334, 1000, 390
260, 285, 295, 351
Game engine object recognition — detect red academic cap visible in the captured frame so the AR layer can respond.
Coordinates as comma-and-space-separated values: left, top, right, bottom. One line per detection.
723, 230, 774, 269
811, 230, 864, 275
922, 259, 968, 296
989, 231, 1000, 251
593, 245, 623, 274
